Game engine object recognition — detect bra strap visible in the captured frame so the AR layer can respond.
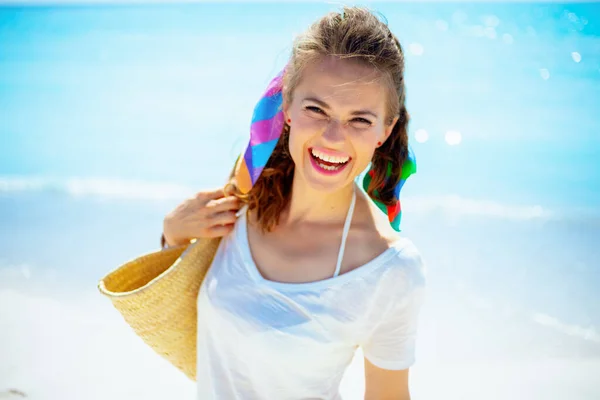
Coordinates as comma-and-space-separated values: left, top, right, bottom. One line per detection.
333, 186, 356, 278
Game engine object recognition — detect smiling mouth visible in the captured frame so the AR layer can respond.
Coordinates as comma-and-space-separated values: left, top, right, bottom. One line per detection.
308, 148, 351, 174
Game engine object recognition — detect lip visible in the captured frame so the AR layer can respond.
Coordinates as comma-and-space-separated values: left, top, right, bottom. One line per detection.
310, 146, 351, 159
307, 147, 352, 176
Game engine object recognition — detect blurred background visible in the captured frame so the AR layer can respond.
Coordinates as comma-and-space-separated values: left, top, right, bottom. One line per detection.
1, 1, 599, 399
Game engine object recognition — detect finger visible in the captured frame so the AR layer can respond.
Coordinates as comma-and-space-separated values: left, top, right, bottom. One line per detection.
196, 187, 226, 202
223, 183, 237, 197
205, 223, 235, 238
209, 210, 238, 226
205, 196, 241, 214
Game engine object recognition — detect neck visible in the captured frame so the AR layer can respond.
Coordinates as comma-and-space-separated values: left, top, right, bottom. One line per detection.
281, 173, 356, 227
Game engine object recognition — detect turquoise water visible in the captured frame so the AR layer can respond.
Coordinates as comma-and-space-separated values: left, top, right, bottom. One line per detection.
1, 3, 599, 210
1, 3, 599, 398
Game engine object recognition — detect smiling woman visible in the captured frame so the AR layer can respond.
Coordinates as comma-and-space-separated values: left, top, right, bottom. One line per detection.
2, 1, 600, 399
158, 6, 424, 400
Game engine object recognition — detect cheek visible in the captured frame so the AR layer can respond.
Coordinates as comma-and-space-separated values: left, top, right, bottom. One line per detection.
287, 127, 310, 163
354, 145, 376, 170
294, 112, 327, 132
349, 131, 377, 160
287, 114, 324, 154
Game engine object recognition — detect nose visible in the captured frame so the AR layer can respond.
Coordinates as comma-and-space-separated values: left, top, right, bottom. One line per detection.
321, 119, 345, 144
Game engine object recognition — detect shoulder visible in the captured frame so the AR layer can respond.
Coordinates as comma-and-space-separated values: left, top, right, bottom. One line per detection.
353, 191, 426, 285
386, 237, 427, 288
358, 236, 427, 332
365, 237, 427, 322
390, 237, 427, 284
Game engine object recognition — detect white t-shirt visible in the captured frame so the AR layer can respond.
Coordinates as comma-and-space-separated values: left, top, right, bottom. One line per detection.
195, 209, 426, 400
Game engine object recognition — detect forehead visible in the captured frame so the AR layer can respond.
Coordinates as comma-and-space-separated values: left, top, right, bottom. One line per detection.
294, 57, 389, 109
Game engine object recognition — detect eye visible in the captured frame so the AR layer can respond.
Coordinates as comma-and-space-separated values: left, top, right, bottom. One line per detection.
351, 117, 373, 127
305, 106, 326, 115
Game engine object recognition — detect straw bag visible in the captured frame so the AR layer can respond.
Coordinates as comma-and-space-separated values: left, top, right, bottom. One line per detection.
97, 236, 222, 381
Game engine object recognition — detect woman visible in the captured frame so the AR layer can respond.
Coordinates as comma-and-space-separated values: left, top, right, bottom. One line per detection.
163, 6, 426, 400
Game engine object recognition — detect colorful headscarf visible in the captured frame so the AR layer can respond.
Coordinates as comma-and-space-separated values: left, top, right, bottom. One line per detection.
234, 70, 416, 231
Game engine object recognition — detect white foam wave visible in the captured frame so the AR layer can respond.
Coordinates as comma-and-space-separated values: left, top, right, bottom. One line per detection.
532, 312, 600, 343
0, 175, 582, 221
0, 263, 32, 281
403, 194, 553, 220
0, 176, 194, 201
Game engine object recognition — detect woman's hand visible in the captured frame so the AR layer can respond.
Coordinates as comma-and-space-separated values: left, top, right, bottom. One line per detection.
162, 187, 241, 247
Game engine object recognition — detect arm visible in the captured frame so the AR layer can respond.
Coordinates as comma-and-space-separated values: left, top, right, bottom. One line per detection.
364, 358, 410, 400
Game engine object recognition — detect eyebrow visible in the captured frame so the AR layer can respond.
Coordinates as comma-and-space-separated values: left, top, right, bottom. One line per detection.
303, 97, 379, 119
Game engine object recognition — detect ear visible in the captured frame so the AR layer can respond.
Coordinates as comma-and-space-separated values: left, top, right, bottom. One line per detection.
283, 106, 290, 122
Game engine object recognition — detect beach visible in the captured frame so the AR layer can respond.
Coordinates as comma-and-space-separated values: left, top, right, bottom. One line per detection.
2, 284, 599, 399
1, 2, 599, 398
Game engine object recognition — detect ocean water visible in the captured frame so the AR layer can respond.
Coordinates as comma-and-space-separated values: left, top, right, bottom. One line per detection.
1, 2, 599, 399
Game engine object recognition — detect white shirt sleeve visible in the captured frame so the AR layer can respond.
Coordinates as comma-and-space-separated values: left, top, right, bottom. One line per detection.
361, 248, 427, 370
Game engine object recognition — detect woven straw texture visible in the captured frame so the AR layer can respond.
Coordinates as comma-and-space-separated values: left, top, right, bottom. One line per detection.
97, 237, 221, 381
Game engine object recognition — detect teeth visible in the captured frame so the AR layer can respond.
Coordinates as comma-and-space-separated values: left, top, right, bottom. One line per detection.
311, 149, 349, 164
318, 162, 341, 171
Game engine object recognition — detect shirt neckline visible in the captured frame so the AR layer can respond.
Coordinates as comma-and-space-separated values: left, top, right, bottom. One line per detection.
234, 206, 405, 291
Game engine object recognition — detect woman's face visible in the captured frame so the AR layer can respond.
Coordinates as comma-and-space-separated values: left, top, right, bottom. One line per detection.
284, 56, 398, 194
